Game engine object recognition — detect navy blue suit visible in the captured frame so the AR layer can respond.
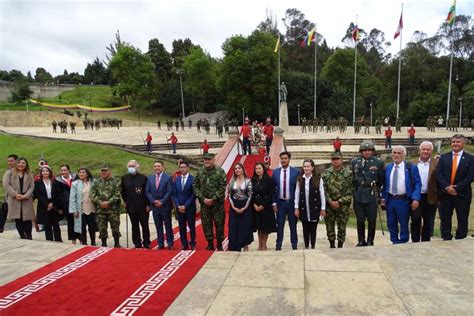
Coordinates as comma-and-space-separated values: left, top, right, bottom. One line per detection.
173, 174, 196, 248
436, 151, 474, 240
382, 162, 421, 244
272, 166, 299, 249
145, 172, 174, 247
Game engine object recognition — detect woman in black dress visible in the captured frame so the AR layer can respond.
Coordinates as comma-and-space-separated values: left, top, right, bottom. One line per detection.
55, 164, 79, 244
33, 165, 63, 242
251, 162, 276, 251
228, 163, 253, 251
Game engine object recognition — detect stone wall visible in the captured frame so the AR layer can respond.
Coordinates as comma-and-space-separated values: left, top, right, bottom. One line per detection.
0, 80, 77, 102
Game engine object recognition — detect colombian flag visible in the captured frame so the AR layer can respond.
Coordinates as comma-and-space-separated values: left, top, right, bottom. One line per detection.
446, 0, 456, 25
300, 28, 316, 47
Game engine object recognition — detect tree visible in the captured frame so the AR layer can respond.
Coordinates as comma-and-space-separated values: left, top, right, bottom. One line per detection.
147, 38, 172, 82
105, 30, 127, 65
171, 38, 197, 68
10, 82, 33, 103
84, 58, 110, 84
34, 67, 53, 83
257, 10, 279, 36
108, 44, 155, 109
9, 69, 26, 82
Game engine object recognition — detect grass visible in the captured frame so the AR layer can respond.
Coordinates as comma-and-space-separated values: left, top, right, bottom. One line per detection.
41, 85, 121, 108
0, 133, 180, 198
0, 102, 47, 111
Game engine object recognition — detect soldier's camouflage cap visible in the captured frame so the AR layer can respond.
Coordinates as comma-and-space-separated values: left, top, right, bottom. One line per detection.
203, 153, 215, 159
101, 163, 112, 170
331, 151, 343, 158
359, 141, 375, 151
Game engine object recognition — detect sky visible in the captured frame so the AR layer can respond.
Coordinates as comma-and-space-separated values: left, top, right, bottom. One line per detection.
0, 0, 472, 76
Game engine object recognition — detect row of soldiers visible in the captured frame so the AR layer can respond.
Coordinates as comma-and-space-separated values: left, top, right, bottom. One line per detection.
300, 117, 350, 133
52, 120, 76, 134
52, 117, 123, 133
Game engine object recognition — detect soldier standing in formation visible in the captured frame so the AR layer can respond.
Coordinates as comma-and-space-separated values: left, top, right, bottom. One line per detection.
351, 141, 385, 246
91, 163, 122, 248
193, 153, 227, 251
322, 151, 352, 248
52, 120, 57, 133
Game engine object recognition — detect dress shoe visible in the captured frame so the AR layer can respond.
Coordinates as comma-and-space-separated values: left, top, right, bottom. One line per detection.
216, 242, 223, 251
292, 245, 297, 250
190, 245, 196, 250
181, 245, 189, 250
157, 245, 165, 250
101, 238, 107, 247
356, 241, 367, 247
329, 240, 336, 248
167, 245, 174, 250
275, 246, 282, 251
143, 244, 150, 249
114, 237, 121, 248
206, 240, 214, 250
367, 239, 374, 246
337, 241, 344, 248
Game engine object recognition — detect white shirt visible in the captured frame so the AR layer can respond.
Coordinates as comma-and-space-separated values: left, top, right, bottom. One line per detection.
43, 180, 52, 199
417, 158, 430, 194
294, 174, 326, 222
181, 173, 189, 187
279, 167, 291, 200
390, 161, 406, 195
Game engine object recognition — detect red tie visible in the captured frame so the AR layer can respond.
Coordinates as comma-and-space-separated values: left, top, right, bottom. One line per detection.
283, 169, 287, 199
155, 174, 161, 190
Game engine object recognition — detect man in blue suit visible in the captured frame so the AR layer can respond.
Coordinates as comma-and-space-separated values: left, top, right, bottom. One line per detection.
436, 134, 474, 240
145, 161, 174, 249
381, 146, 422, 244
272, 151, 299, 250
172, 161, 196, 250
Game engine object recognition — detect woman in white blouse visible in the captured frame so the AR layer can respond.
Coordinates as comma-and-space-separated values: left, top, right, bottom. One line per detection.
294, 159, 326, 249
69, 168, 97, 246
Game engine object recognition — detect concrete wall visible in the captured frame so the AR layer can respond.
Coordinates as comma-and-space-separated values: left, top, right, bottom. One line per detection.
0, 80, 76, 102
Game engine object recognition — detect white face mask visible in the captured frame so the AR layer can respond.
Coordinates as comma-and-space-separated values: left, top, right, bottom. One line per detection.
128, 167, 137, 175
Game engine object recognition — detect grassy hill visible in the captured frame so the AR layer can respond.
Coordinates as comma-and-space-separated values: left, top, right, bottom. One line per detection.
0, 133, 180, 197
42, 85, 120, 108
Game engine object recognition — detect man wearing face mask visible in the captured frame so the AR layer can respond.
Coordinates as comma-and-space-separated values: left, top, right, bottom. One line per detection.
121, 160, 150, 249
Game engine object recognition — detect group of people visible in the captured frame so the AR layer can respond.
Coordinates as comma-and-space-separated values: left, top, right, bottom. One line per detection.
1, 134, 472, 251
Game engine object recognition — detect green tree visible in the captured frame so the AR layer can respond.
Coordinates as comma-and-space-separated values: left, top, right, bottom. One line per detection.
171, 38, 197, 68
147, 38, 172, 82
10, 82, 33, 103
84, 58, 110, 84
34, 67, 53, 83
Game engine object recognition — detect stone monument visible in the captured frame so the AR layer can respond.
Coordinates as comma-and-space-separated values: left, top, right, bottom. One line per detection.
278, 82, 289, 131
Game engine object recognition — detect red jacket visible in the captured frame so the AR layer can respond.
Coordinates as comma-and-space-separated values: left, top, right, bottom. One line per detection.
169, 135, 178, 144
201, 143, 210, 153
263, 124, 274, 140
146, 134, 152, 142
240, 124, 252, 138
385, 129, 393, 137
333, 140, 342, 150
408, 128, 416, 136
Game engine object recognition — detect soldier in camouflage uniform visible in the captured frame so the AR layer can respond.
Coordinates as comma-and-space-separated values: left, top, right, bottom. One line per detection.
91, 163, 122, 247
322, 151, 352, 248
52, 120, 57, 133
351, 141, 385, 246
193, 153, 227, 250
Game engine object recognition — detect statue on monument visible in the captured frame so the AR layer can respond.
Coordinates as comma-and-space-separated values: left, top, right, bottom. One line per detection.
279, 82, 287, 102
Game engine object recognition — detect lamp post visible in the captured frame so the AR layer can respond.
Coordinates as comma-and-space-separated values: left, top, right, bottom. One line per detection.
458, 97, 463, 128
370, 101, 373, 126
297, 104, 301, 126
176, 69, 185, 120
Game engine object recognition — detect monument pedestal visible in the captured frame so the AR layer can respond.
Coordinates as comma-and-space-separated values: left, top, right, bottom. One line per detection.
279, 101, 289, 132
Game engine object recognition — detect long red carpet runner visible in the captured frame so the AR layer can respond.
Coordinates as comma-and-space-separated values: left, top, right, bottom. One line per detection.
0, 154, 263, 315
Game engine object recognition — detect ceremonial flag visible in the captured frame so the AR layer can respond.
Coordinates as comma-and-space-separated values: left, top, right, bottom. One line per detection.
274, 36, 280, 53
352, 24, 360, 41
446, 0, 456, 25
300, 28, 316, 47
394, 12, 403, 39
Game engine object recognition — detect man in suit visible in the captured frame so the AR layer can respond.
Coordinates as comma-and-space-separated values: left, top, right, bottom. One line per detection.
173, 161, 196, 250
411, 141, 438, 242
145, 161, 174, 249
436, 134, 474, 240
272, 151, 299, 250
381, 145, 422, 244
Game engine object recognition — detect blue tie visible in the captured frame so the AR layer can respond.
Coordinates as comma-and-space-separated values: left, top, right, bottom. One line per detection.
392, 165, 399, 194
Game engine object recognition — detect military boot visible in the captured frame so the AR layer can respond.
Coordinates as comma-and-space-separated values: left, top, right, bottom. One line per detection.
101, 238, 107, 247
114, 237, 121, 248
90, 232, 96, 246
216, 241, 224, 251
367, 221, 376, 246
329, 240, 336, 248
338, 241, 344, 248
356, 221, 367, 247
206, 240, 214, 251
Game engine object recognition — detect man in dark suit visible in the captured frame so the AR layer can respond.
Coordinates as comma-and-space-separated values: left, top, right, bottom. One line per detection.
381, 145, 422, 244
172, 161, 196, 250
411, 141, 438, 242
145, 161, 174, 249
436, 134, 474, 240
272, 151, 299, 250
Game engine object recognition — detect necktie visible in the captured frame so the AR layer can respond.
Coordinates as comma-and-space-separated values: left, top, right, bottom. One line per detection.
283, 169, 287, 199
391, 165, 398, 195
181, 176, 186, 188
450, 153, 458, 185
155, 174, 161, 190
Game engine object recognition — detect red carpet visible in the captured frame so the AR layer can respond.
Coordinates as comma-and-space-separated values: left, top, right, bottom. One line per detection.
0, 157, 248, 315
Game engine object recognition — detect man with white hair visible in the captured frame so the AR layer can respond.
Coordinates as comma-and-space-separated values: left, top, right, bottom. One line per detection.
381, 145, 422, 244
411, 141, 438, 242
121, 160, 151, 249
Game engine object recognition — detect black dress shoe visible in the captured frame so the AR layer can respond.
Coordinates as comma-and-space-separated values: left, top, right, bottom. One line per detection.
181, 245, 189, 250
356, 241, 367, 247
292, 246, 297, 250
367, 240, 374, 246
167, 245, 174, 250
206, 241, 214, 250
157, 245, 165, 250
143, 244, 150, 249
216, 242, 223, 251
275, 246, 282, 251
190, 245, 196, 250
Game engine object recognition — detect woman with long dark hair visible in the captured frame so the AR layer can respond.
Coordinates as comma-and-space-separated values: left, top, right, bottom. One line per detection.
4, 158, 35, 239
69, 167, 97, 245
33, 165, 63, 242
251, 162, 276, 250
55, 164, 80, 244
227, 163, 253, 251
294, 159, 326, 249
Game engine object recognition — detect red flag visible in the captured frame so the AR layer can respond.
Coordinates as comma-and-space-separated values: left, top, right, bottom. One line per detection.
352, 25, 360, 41
394, 12, 403, 39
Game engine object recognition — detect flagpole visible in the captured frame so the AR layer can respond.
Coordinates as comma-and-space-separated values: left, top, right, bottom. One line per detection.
446, 39, 454, 129
314, 25, 317, 119
396, 4, 403, 120
353, 15, 358, 127
277, 34, 281, 124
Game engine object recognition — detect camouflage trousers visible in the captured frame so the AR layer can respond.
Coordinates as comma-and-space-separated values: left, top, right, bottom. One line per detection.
201, 204, 225, 242
325, 205, 350, 242
97, 211, 121, 239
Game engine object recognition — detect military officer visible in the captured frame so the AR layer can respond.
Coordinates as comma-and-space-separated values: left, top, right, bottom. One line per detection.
322, 151, 353, 248
91, 163, 122, 247
193, 153, 227, 250
351, 141, 385, 246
